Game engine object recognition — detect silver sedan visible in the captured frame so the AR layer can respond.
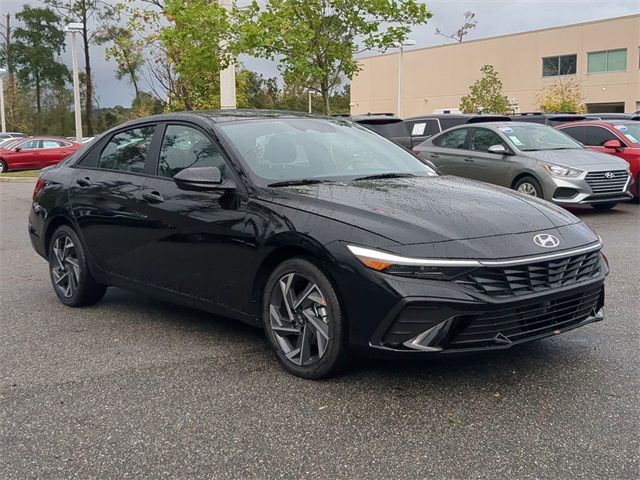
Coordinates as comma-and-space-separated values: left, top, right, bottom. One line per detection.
414, 122, 633, 210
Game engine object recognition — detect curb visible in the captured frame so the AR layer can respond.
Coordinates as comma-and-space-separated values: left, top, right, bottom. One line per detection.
0, 177, 38, 183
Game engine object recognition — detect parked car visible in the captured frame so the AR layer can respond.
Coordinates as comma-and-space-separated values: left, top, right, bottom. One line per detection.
347, 113, 412, 149
0, 137, 81, 173
405, 114, 511, 147
511, 113, 587, 126
413, 122, 632, 210
0, 132, 28, 146
585, 113, 640, 121
30, 111, 608, 379
557, 120, 640, 200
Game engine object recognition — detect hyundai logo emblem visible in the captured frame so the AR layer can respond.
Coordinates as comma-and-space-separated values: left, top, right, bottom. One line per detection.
533, 233, 560, 248
604, 172, 615, 179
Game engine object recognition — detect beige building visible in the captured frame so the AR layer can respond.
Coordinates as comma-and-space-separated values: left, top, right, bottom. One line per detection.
350, 14, 640, 117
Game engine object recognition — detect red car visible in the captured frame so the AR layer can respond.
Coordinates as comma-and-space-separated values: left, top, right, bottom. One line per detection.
0, 137, 82, 173
557, 120, 640, 200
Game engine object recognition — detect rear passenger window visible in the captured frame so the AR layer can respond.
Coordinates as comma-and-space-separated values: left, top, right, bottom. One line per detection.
584, 127, 620, 147
559, 126, 586, 144
433, 129, 468, 149
158, 125, 226, 178
99, 127, 155, 173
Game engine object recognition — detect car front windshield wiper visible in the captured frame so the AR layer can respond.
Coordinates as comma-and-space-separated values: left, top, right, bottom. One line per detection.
267, 178, 328, 187
352, 172, 417, 182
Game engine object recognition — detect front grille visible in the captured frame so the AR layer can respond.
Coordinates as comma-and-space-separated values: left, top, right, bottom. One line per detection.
454, 250, 601, 297
447, 287, 602, 349
585, 170, 629, 194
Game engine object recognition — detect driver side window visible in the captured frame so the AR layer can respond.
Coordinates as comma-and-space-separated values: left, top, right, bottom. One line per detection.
158, 125, 226, 178
471, 129, 505, 152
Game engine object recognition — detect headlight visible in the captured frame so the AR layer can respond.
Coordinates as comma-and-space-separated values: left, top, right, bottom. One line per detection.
346, 245, 480, 280
538, 162, 582, 177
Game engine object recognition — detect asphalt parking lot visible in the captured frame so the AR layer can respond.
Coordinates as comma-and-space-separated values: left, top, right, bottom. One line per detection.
1, 180, 638, 479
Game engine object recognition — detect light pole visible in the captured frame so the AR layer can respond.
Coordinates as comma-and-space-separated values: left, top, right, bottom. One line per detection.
65, 23, 83, 142
395, 39, 416, 117
219, 0, 236, 110
0, 67, 6, 133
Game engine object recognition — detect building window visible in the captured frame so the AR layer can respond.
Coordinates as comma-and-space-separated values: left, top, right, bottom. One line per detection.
587, 49, 627, 73
542, 54, 577, 77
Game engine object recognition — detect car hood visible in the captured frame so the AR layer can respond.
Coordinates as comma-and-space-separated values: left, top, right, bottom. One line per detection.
522, 148, 629, 168
269, 175, 582, 246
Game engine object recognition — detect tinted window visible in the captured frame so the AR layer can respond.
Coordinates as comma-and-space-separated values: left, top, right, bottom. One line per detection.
359, 120, 408, 138
158, 125, 226, 178
99, 127, 155, 173
20, 140, 40, 149
433, 129, 467, 149
559, 126, 586, 144
470, 129, 505, 152
584, 126, 619, 146
439, 117, 465, 130
588, 49, 627, 73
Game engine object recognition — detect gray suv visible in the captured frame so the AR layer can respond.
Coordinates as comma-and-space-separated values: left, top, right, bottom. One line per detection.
414, 122, 633, 210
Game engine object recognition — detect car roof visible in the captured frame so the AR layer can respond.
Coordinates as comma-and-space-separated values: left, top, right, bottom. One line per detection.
439, 121, 545, 130
405, 114, 509, 120
556, 119, 640, 127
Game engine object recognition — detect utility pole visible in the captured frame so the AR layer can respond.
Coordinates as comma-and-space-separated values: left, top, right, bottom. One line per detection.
0, 68, 6, 133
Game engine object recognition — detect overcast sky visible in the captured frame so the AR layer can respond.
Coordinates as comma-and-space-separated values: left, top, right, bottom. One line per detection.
2, 0, 639, 107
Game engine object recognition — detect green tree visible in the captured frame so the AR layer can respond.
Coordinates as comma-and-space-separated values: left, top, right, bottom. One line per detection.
240, 0, 431, 114
537, 77, 585, 113
95, 23, 145, 97
45, 0, 105, 135
459, 64, 509, 114
12, 6, 69, 123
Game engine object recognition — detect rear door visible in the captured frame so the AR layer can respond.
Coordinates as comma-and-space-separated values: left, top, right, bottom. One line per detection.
40, 140, 73, 167
136, 123, 249, 311
68, 124, 159, 281
426, 128, 473, 177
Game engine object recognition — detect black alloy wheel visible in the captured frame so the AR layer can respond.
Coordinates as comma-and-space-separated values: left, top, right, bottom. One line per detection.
49, 225, 107, 306
263, 258, 347, 379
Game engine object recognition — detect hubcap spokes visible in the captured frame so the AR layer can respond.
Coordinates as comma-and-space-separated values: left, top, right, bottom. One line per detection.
52, 236, 79, 298
269, 273, 330, 366
518, 183, 537, 196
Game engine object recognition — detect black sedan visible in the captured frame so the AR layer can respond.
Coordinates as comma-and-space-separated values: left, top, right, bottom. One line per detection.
29, 111, 607, 379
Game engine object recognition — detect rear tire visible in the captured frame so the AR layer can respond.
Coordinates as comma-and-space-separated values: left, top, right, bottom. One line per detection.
262, 258, 347, 379
48, 225, 107, 307
591, 203, 617, 211
514, 176, 543, 198
0, 160, 7, 173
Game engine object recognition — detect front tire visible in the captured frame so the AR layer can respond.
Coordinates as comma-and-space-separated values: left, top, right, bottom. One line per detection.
514, 176, 543, 198
591, 203, 617, 211
48, 225, 107, 307
262, 258, 347, 379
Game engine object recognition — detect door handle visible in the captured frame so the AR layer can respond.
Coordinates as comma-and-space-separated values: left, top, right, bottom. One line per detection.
464, 157, 475, 162
76, 177, 91, 187
142, 191, 164, 203
429, 153, 440, 158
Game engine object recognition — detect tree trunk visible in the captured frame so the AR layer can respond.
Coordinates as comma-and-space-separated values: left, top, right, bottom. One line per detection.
320, 79, 331, 115
82, 19, 93, 136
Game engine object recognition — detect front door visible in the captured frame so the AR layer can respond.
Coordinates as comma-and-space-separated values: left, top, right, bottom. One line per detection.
137, 123, 249, 311
467, 127, 513, 186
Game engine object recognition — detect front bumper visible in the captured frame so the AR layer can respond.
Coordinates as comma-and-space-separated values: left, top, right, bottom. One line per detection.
542, 170, 633, 206
369, 281, 604, 354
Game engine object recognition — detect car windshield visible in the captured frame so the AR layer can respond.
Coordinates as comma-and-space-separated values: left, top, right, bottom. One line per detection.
498, 124, 583, 151
216, 118, 436, 184
613, 124, 640, 145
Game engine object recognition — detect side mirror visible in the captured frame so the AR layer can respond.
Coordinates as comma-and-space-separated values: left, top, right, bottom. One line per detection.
173, 166, 235, 192
603, 139, 623, 151
14, 147, 22, 152
487, 144, 508, 155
